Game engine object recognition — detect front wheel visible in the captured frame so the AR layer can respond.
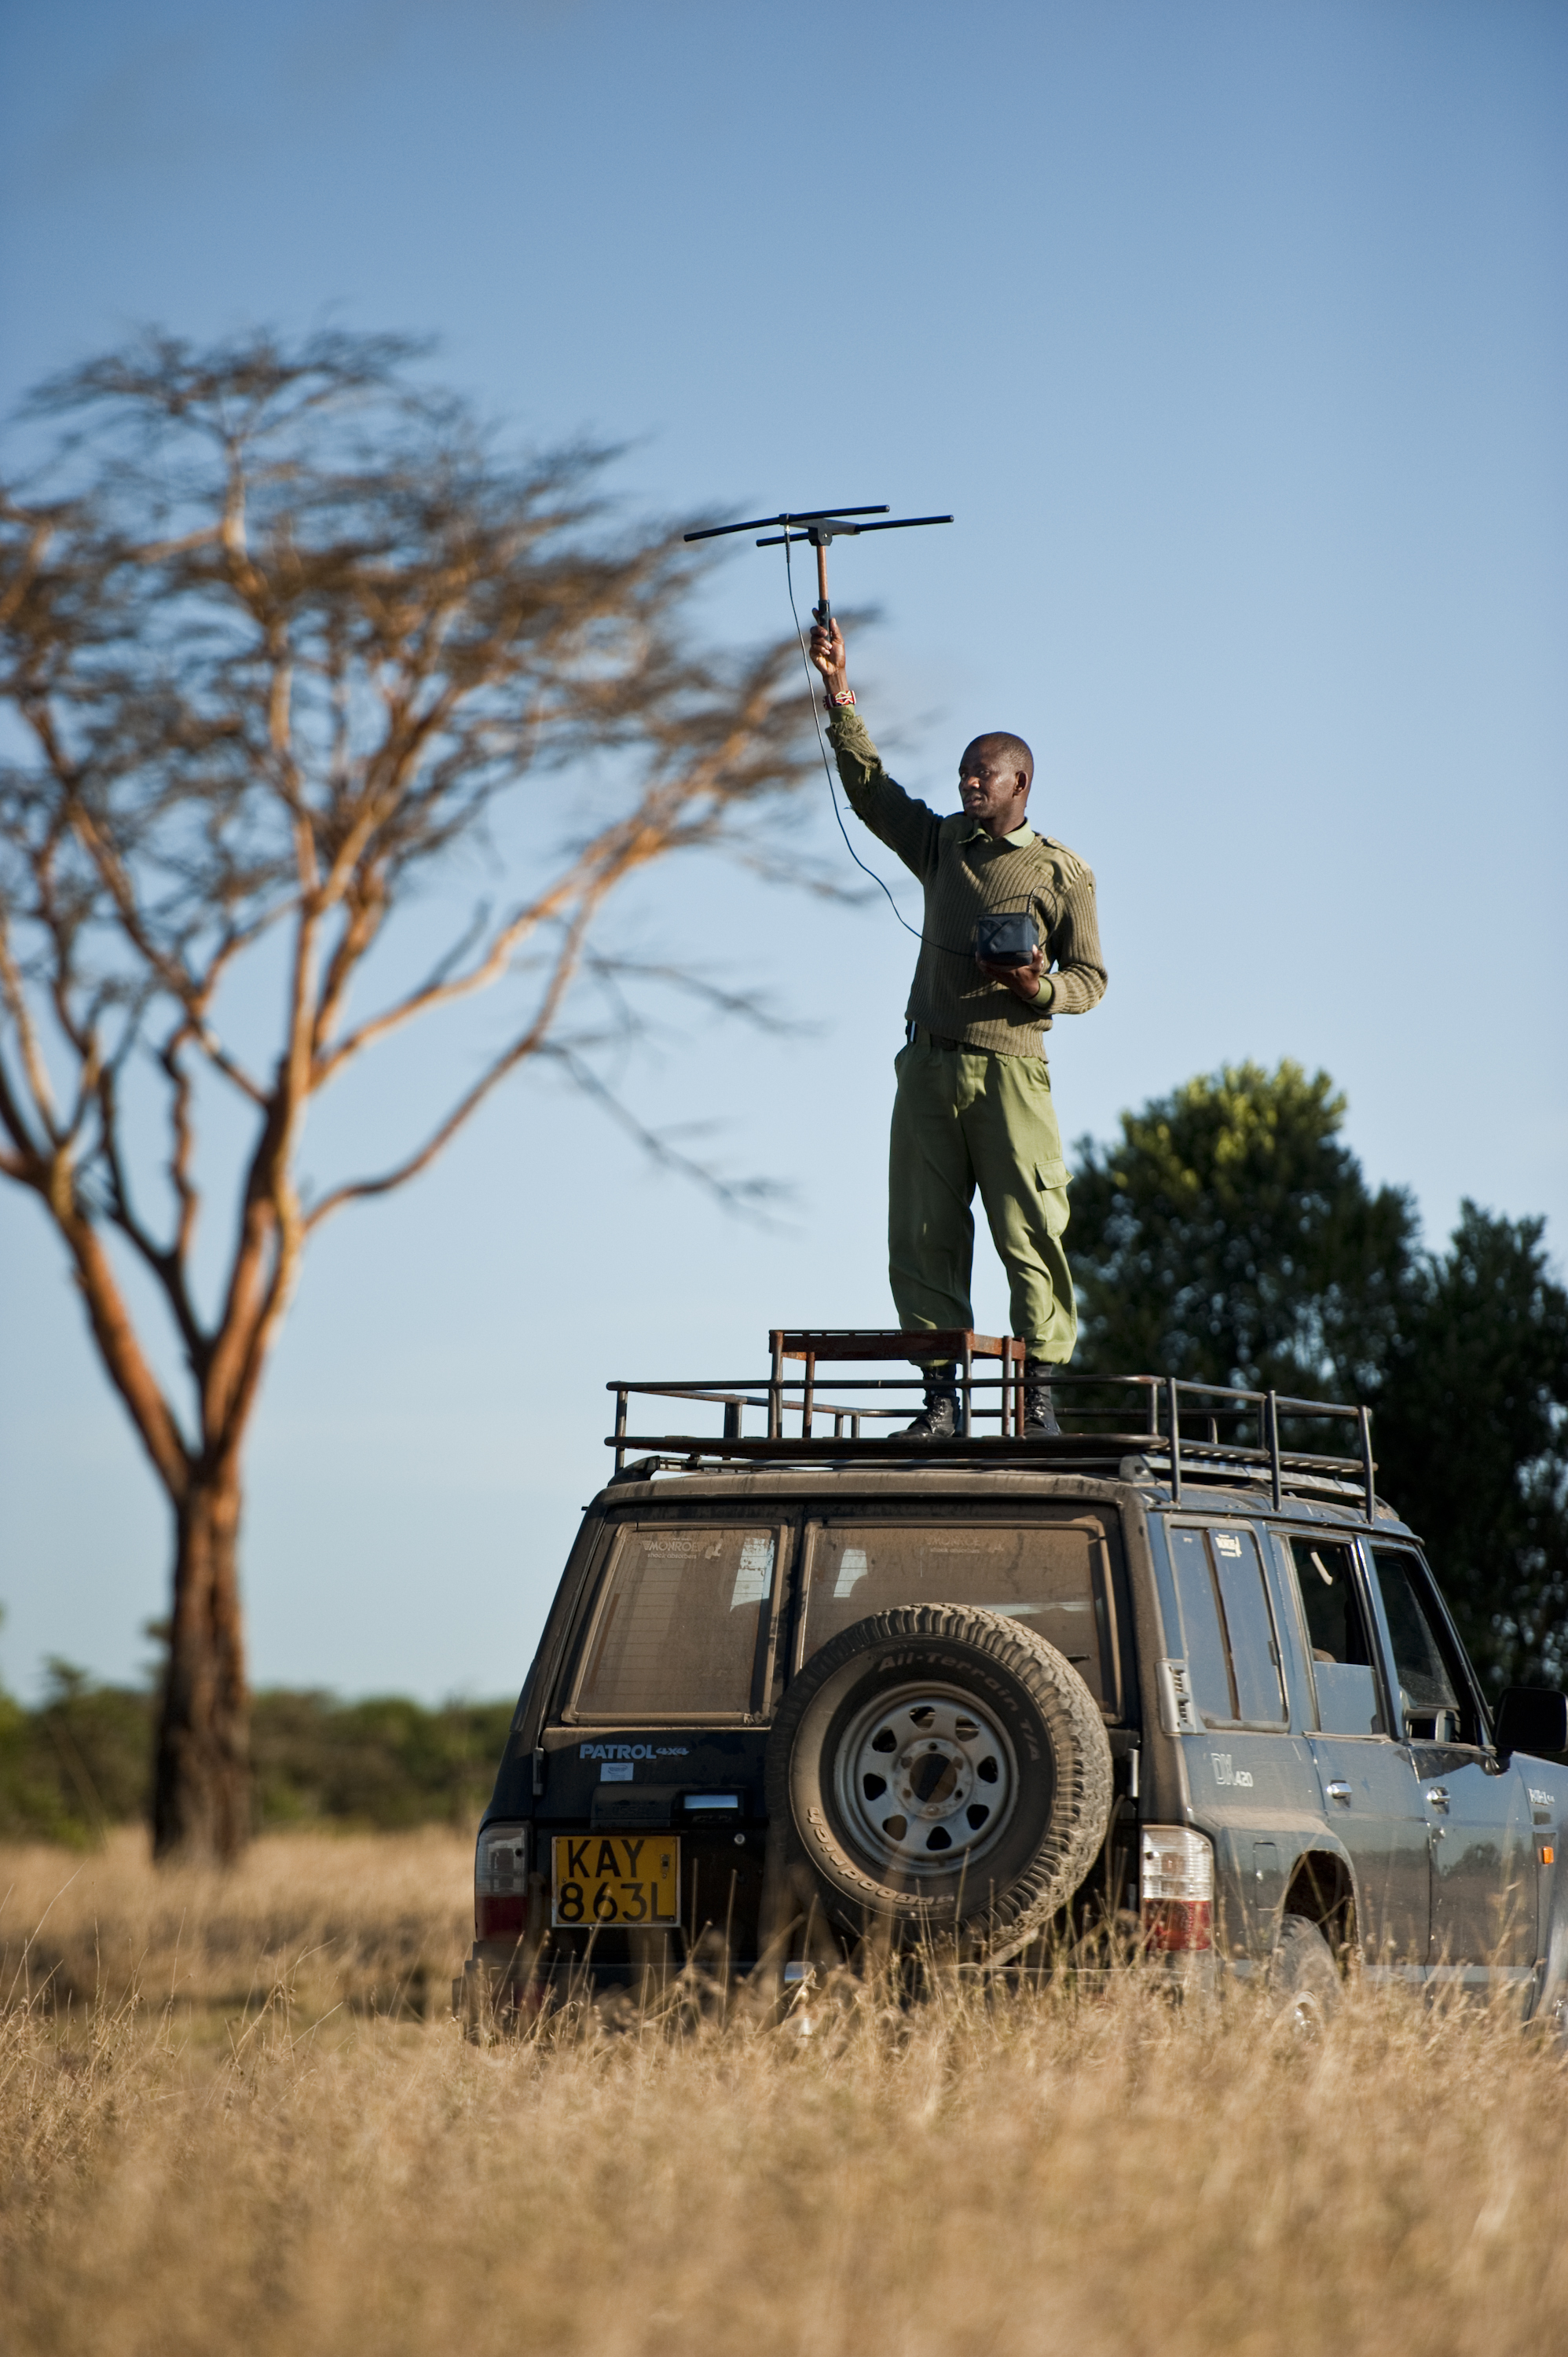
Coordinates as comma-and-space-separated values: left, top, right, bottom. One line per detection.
765, 1604, 1114, 1963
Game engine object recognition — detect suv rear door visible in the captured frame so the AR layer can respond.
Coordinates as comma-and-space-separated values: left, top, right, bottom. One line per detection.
1163, 1517, 1316, 1947
1364, 1542, 1536, 1981
1273, 1530, 1430, 1970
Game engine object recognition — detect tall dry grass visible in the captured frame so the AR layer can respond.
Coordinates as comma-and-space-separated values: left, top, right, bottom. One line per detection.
0, 1824, 471, 2017
3, 1827, 1566, 2356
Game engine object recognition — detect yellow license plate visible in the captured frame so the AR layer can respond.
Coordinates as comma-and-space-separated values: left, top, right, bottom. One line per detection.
551, 1834, 681, 1929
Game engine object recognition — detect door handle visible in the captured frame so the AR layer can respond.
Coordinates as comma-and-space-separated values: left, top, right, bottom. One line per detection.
1426, 1787, 1450, 1812
1325, 1780, 1352, 1805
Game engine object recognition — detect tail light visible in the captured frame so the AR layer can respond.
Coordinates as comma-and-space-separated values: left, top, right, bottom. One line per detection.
475, 1822, 530, 1941
1139, 1825, 1214, 1952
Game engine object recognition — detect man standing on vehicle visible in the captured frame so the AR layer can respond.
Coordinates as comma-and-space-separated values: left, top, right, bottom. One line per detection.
809, 618, 1107, 1439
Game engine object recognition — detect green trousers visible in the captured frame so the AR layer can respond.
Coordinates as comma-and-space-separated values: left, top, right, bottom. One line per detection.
888, 1032, 1077, 1363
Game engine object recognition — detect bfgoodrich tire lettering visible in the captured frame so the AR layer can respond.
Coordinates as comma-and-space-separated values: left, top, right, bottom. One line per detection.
766, 1604, 1114, 1963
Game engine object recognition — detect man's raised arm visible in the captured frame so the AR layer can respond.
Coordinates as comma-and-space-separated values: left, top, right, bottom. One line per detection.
809, 620, 943, 882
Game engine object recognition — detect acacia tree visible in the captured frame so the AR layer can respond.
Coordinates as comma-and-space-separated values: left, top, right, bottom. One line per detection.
0, 332, 817, 1860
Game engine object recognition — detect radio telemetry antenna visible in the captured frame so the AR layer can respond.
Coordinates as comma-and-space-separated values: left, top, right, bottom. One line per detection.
683, 500, 955, 949
683, 504, 953, 634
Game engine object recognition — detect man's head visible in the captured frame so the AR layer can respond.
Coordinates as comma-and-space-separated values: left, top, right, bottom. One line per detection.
958, 732, 1034, 838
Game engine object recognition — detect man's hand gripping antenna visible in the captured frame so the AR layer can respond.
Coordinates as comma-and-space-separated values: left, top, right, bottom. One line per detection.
683, 504, 953, 638
682, 500, 954, 944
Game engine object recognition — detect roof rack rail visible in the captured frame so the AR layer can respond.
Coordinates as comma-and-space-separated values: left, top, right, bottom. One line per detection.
605, 1330, 1379, 1523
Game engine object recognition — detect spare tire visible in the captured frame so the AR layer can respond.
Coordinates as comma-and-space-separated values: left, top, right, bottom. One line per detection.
766, 1604, 1114, 1963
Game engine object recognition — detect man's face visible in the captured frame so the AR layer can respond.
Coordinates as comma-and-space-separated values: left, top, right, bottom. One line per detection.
958, 740, 1031, 833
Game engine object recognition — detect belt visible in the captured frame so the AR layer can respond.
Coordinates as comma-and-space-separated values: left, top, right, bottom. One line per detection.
907, 1021, 1044, 1058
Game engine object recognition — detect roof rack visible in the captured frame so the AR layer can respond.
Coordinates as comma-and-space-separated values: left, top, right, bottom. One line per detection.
606, 1329, 1379, 1520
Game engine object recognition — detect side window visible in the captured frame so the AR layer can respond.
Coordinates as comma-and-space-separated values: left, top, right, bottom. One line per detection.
1368, 1548, 1478, 1746
1210, 1529, 1288, 1725
1284, 1538, 1386, 1737
1168, 1529, 1233, 1724
1167, 1526, 1286, 1729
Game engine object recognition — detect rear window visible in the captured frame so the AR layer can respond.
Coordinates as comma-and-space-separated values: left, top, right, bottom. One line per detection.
571, 1523, 779, 1719
801, 1519, 1116, 1709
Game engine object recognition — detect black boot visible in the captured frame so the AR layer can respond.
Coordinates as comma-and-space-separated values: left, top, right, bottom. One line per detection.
901, 1365, 959, 1441
1024, 1359, 1061, 1436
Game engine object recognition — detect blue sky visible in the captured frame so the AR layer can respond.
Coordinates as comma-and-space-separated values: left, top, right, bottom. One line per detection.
1, 0, 1564, 1703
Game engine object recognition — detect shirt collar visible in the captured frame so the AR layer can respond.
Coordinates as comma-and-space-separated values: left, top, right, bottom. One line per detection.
960, 819, 1036, 849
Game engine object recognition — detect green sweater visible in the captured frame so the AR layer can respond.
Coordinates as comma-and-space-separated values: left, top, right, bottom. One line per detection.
827, 706, 1108, 1057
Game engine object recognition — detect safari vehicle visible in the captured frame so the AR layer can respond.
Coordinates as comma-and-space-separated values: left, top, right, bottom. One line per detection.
456, 1329, 1568, 2025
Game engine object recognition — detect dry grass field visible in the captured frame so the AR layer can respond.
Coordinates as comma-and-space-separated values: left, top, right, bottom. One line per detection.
4, 1827, 1566, 2357
0, 1824, 472, 2020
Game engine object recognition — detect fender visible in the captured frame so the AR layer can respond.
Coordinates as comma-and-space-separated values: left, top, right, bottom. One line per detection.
1192, 1815, 1359, 1964
1515, 1756, 1568, 2026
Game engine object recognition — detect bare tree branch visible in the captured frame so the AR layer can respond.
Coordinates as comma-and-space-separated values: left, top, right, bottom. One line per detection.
306, 882, 604, 1226
0, 904, 62, 1143
577, 952, 805, 1039
540, 1043, 793, 1222
0, 1039, 46, 1179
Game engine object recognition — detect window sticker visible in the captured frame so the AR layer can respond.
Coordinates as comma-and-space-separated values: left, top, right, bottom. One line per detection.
728, 1532, 775, 1611
833, 1545, 870, 1600
1214, 1532, 1243, 1557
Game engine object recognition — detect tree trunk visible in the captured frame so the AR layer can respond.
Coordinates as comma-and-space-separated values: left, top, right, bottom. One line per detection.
152, 1472, 251, 1862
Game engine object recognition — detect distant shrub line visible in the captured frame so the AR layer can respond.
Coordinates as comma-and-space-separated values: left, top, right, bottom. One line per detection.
0, 1664, 512, 1846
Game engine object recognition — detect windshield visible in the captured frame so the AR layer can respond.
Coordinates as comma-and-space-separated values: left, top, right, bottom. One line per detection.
802, 1519, 1116, 1708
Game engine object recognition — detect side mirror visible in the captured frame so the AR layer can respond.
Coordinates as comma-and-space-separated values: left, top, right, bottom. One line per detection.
1493, 1686, 1568, 1761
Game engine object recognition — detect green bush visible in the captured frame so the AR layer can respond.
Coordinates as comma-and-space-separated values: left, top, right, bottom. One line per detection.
0, 1667, 515, 1846
250, 1690, 515, 1831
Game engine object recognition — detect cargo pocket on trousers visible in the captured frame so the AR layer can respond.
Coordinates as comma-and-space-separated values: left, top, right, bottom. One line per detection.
1035, 1159, 1072, 1237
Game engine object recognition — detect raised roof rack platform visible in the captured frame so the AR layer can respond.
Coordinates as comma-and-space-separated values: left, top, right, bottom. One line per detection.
606, 1329, 1379, 1518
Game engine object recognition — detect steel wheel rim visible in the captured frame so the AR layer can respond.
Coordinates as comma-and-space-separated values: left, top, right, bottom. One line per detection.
833, 1681, 1019, 1878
